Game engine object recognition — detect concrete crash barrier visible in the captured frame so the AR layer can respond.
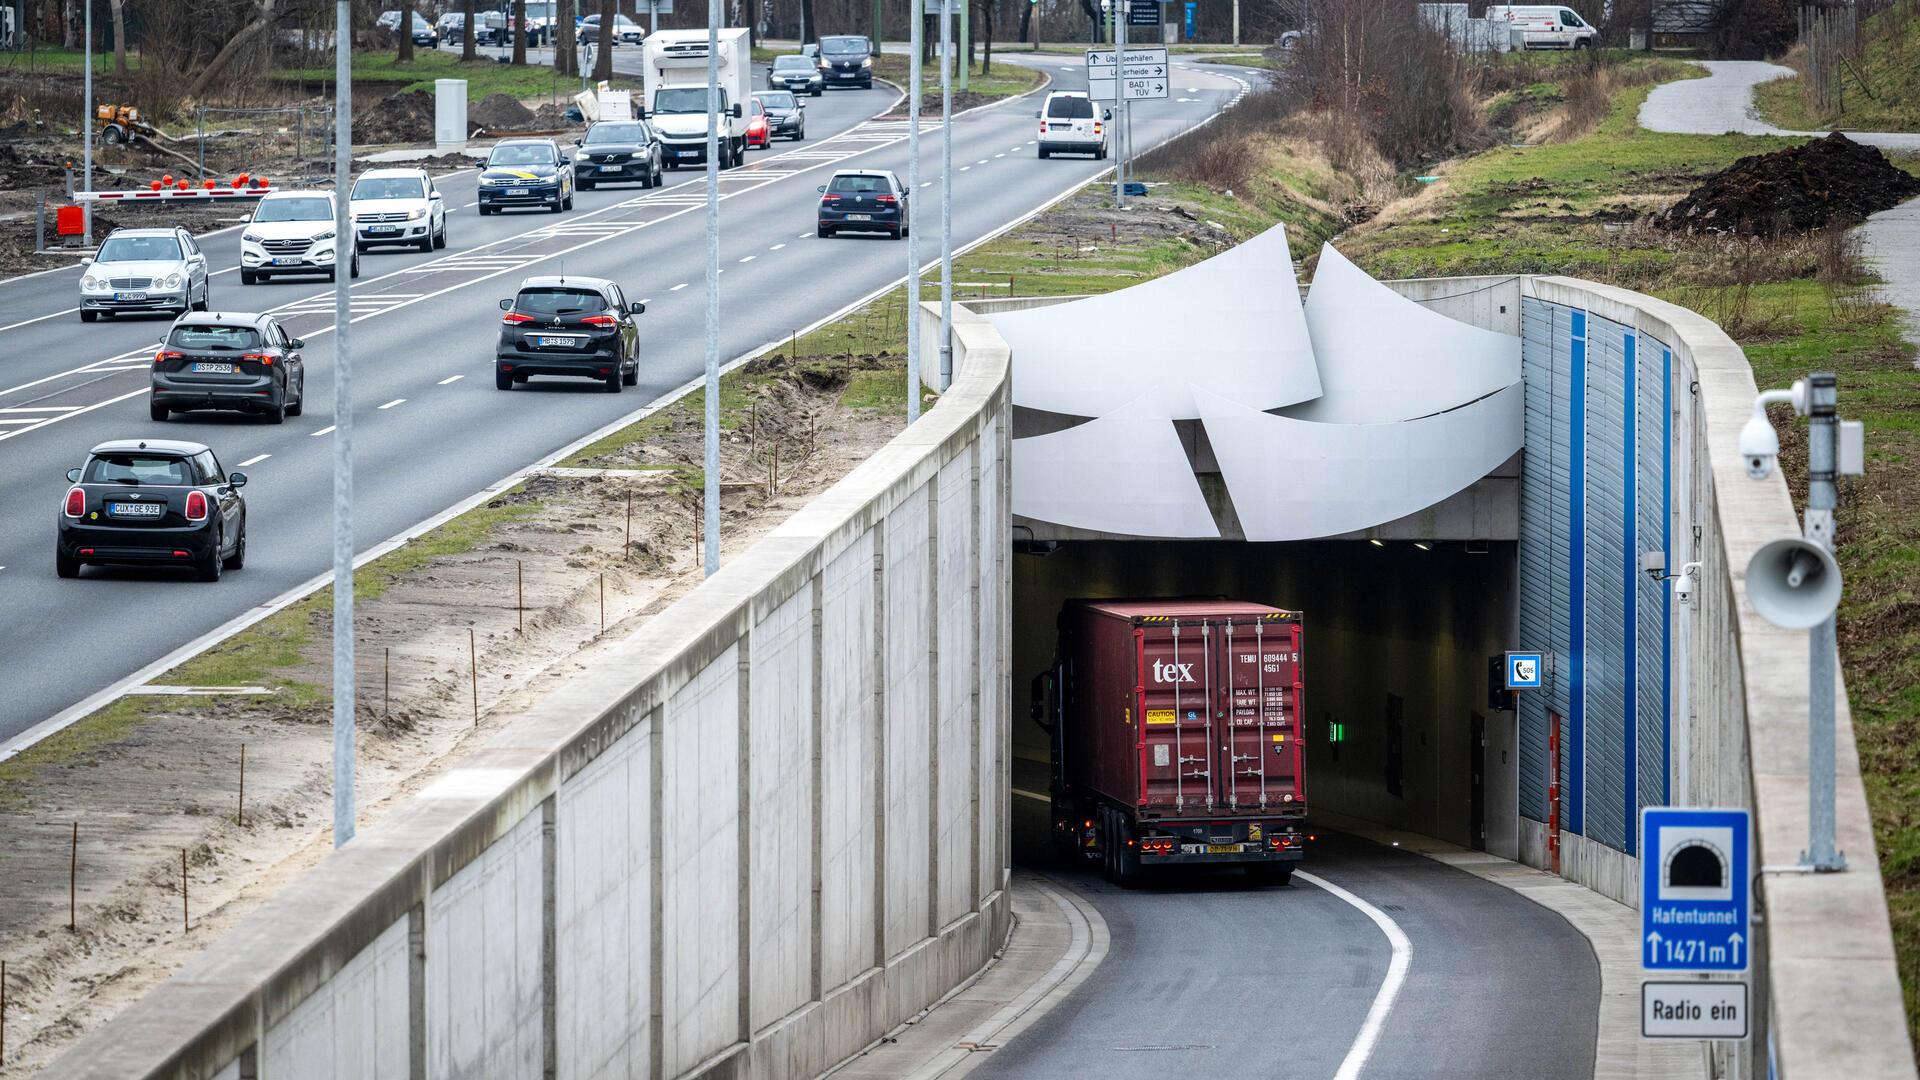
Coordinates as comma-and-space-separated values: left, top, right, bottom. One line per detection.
41, 307, 1013, 1079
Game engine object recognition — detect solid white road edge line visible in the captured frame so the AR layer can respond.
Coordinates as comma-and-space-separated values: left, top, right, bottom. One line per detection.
1298, 869, 1414, 1080
0, 63, 1241, 763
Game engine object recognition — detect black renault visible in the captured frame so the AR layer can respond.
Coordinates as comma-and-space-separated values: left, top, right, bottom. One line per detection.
574, 119, 665, 190
496, 276, 646, 392
150, 311, 307, 424
817, 169, 909, 239
57, 439, 248, 581
816, 34, 873, 89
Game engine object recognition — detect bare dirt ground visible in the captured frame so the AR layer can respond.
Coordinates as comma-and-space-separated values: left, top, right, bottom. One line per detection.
0, 354, 907, 1076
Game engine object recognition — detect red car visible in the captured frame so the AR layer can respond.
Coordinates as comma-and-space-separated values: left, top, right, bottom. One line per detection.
745, 98, 770, 150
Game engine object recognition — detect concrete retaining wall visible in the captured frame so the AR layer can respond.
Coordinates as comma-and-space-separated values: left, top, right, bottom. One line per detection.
43, 306, 1015, 1080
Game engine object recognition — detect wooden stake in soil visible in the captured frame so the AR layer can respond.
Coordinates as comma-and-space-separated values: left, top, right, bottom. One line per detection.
599, 573, 606, 633
469, 628, 479, 726
383, 647, 391, 719
180, 848, 188, 933
237, 743, 246, 828
68, 822, 77, 931
516, 560, 524, 634
624, 490, 632, 552
2, 958, 8, 1064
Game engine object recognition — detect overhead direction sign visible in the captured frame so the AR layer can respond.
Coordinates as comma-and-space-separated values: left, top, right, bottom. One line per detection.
1504, 651, 1544, 690
1087, 46, 1170, 101
1641, 807, 1751, 973
1642, 982, 1749, 1040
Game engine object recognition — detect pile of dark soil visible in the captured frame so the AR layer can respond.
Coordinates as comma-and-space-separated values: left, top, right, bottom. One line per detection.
529, 102, 578, 131
1654, 132, 1920, 235
470, 92, 536, 132
356, 89, 437, 144
0, 141, 71, 189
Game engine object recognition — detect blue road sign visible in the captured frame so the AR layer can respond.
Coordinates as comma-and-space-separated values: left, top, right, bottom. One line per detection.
1641, 807, 1750, 972
1505, 651, 1544, 690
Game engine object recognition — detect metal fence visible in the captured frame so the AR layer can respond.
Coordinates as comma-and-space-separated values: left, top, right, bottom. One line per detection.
193, 104, 335, 184
1796, 0, 1907, 122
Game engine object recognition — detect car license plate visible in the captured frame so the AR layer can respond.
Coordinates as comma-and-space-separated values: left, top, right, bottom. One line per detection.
846, 213, 872, 221
114, 291, 146, 301
535, 335, 583, 348
368, 225, 398, 234
677, 150, 699, 158
600, 165, 622, 172
1205, 843, 1242, 854
191, 361, 235, 373
270, 257, 298, 266
108, 501, 165, 518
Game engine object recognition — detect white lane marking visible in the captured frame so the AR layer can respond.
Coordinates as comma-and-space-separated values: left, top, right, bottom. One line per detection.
798, 230, 811, 238
465, 201, 479, 208
438, 374, 464, 385
0, 406, 79, 413
378, 398, 406, 410
310, 425, 336, 436
739, 254, 756, 263
994, 153, 1006, 158
671, 282, 689, 291
0, 417, 48, 425
238, 454, 271, 467
1297, 870, 1413, 1080
977, 159, 989, 165
0, 386, 149, 440
960, 166, 971, 171
769, 243, 786, 251
921, 181, 933, 187
0, 308, 78, 333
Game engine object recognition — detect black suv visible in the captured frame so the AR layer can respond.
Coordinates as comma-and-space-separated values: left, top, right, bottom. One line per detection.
58, 439, 249, 582
497, 276, 646, 392
816, 35, 873, 89
574, 120, 665, 190
150, 312, 307, 424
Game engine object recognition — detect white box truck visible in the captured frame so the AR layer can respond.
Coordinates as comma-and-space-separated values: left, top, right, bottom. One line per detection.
643, 28, 752, 170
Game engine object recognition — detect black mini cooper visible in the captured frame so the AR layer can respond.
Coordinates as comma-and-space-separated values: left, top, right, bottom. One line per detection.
57, 439, 249, 581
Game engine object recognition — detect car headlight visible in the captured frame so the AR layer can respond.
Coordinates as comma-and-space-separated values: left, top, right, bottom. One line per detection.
314, 229, 336, 241
480, 175, 502, 185
862, 57, 872, 67
82, 276, 101, 290
406, 207, 428, 220
161, 273, 182, 289
242, 232, 262, 244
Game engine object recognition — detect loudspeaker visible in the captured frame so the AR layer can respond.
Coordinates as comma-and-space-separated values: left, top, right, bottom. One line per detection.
1745, 537, 1842, 629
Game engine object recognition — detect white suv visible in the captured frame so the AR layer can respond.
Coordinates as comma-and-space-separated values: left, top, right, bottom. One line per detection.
240, 189, 358, 284
349, 167, 447, 254
1036, 92, 1109, 160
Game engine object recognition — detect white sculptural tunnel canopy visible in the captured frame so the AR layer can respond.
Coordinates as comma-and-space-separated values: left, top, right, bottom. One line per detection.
993, 225, 1525, 541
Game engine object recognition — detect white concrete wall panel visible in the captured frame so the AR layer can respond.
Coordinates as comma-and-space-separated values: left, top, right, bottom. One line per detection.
993, 224, 1320, 419
662, 648, 743, 1075
556, 726, 650, 1080
748, 589, 816, 1031
427, 809, 545, 1080
1197, 384, 1525, 541
1288, 244, 1522, 424
883, 485, 933, 958
935, 453, 976, 926
262, 916, 411, 1080
976, 415, 1003, 900
1011, 396, 1220, 538
819, 530, 878, 990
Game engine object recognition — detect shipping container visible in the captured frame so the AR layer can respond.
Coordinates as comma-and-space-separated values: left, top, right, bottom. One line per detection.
1034, 599, 1308, 886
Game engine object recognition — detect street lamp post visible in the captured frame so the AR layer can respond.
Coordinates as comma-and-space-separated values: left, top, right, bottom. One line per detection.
331, 0, 356, 848
938, 0, 954, 391
703, 0, 721, 576
907, 0, 924, 421
82, 0, 93, 244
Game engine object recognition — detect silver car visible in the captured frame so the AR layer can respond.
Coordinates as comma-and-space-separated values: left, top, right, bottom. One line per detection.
79, 227, 211, 322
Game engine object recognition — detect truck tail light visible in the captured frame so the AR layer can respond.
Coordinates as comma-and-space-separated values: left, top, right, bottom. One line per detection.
64, 487, 85, 517
502, 311, 535, 324
185, 490, 209, 521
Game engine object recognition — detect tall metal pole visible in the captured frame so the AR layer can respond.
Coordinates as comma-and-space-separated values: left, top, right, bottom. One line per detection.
703, 0, 721, 577
1114, 0, 1126, 209
937, 0, 953, 391
82, 0, 93, 244
906, 0, 923, 422
331, 0, 356, 849
1802, 372, 1845, 871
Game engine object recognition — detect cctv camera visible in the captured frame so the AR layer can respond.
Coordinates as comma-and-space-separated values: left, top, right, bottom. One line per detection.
1740, 405, 1779, 481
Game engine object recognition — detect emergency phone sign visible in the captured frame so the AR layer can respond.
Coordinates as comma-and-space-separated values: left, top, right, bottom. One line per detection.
1504, 651, 1544, 690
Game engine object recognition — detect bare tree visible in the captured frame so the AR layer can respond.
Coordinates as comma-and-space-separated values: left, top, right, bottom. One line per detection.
978, 0, 994, 74
109, 0, 129, 77
800, 0, 815, 43
463, 0, 477, 60
556, 0, 577, 77
186, 0, 282, 101
513, 0, 528, 63
398, 1, 415, 62
594, 0, 615, 80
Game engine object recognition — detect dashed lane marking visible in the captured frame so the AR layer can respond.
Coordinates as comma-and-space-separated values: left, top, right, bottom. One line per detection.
438, 374, 464, 385
238, 454, 271, 467
378, 398, 406, 410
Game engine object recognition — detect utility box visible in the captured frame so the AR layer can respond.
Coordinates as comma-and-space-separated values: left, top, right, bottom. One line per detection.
597, 89, 635, 121
434, 78, 468, 148
55, 205, 86, 237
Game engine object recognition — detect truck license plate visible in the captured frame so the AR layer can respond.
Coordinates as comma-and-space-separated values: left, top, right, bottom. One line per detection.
1205, 843, 1242, 854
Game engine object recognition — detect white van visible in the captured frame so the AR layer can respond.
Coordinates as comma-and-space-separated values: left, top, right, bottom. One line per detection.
1485, 5, 1598, 49
1035, 91, 1109, 160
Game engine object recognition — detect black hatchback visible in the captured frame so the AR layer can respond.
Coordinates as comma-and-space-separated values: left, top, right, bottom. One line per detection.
496, 276, 646, 392
58, 439, 248, 582
817, 170, 909, 238
150, 312, 307, 424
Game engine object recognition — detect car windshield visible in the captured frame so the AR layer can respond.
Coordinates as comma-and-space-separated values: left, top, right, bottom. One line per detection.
351, 176, 425, 200
253, 197, 333, 222
821, 36, 867, 54
84, 454, 193, 486
1046, 96, 1094, 119
515, 287, 605, 316
828, 174, 888, 194
586, 123, 648, 144
652, 87, 722, 114
490, 143, 557, 166
750, 99, 766, 117
169, 325, 261, 351
772, 56, 812, 71
758, 91, 797, 108
95, 235, 181, 262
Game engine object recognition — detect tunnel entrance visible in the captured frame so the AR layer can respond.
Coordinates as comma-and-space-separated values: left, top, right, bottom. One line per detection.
1009, 538, 1523, 865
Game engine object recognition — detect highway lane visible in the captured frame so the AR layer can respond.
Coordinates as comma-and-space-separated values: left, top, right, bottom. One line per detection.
0, 56, 1245, 736
978, 833, 1600, 1080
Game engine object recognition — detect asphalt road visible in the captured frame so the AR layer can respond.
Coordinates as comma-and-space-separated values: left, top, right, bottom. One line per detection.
1637, 59, 1920, 151
0, 55, 1248, 738
979, 832, 1601, 1080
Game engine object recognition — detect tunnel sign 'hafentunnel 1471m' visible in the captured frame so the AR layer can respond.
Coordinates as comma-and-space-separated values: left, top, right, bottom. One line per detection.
1640, 807, 1751, 973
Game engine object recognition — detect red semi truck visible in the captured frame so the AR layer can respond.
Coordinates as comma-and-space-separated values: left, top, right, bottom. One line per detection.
1035, 599, 1307, 886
